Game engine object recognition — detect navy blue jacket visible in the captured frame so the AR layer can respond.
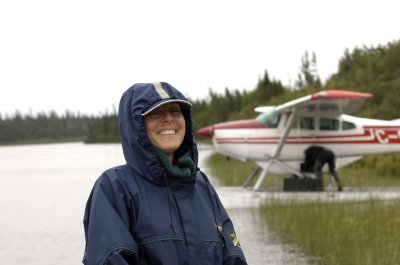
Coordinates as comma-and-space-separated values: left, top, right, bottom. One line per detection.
83, 82, 247, 265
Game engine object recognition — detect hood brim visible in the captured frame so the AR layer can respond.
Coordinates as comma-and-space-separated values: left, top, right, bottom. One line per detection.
141, 99, 192, 116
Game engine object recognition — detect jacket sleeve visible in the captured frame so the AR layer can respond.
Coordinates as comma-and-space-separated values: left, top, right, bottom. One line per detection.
211, 187, 248, 265
83, 173, 139, 265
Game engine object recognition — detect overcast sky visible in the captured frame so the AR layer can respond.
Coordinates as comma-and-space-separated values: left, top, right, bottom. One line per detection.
1, 0, 399, 116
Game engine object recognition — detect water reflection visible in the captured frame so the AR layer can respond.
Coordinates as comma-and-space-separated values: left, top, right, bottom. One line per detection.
0, 143, 307, 265
197, 144, 308, 264
228, 208, 308, 265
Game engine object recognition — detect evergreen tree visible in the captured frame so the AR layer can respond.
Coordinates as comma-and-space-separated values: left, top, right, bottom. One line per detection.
295, 51, 321, 89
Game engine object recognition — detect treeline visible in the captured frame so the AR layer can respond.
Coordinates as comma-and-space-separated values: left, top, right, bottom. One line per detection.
193, 40, 400, 130
1, 40, 399, 145
84, 112, 120, 143
327, 41, 400, 119
0, 111, 97, 145
191, 71, 286, 133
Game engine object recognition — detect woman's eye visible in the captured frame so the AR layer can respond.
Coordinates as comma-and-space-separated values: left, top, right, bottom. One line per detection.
147, 107, 182, 119
149, 112, 161, 118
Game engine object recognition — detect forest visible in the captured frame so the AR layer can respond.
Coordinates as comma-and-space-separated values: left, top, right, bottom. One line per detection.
0, 110, 95, 145
1, 40, 399, 145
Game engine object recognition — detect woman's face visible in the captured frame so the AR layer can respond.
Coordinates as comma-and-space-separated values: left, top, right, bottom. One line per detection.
144, 103, 186, 158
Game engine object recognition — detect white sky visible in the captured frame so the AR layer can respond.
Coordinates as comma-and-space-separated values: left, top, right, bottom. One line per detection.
1, 0, 399, 116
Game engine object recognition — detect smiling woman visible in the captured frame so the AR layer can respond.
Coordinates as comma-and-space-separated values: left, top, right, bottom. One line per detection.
144, 103, 187, 161
82, 82, 248, 265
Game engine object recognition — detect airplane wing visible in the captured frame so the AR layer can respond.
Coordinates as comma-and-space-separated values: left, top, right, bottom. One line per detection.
256, 90, 372, 116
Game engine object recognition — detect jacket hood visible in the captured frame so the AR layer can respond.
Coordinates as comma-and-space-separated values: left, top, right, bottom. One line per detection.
118, 82, 199, 185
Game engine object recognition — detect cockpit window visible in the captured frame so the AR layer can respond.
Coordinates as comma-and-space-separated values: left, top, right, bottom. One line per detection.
319, 118, 339, 131
256, 110, 281, 128
299, 117, 315, 130
342, 121, 356, 130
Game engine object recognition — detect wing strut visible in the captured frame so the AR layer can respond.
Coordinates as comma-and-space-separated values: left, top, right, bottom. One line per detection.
252, 111, 298, 190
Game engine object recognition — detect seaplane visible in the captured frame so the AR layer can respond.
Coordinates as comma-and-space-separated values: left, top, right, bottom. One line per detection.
196, 90, 400, 190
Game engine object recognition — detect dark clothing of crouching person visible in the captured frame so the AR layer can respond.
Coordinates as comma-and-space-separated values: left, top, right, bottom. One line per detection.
304, 145, 343, 191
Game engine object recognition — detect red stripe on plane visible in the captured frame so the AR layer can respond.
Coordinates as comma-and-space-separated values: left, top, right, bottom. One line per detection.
215, 127, 400, 145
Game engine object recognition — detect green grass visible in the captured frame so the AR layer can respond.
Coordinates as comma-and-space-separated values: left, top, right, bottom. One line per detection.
261, 199, 400, 265
206, 152, 400, 188
206, 152, 400, 264
340, 166, 400, 187
206, 152, 292, 188
206, 153, 255, 186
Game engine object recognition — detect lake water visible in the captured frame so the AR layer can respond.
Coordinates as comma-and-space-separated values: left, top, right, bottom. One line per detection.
0, 142, 307, 265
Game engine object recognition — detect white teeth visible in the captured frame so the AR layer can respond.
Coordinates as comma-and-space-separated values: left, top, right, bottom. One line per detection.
160, 130, 176, 135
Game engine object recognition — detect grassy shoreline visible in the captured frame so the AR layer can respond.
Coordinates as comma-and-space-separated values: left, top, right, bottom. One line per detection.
0, 137, 86, 146
206, 152, 400, 188
206, 152, 400, 264
261, 199, 400, 264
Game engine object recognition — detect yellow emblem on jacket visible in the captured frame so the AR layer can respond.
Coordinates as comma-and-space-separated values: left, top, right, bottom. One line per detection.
229, 231, 241, 247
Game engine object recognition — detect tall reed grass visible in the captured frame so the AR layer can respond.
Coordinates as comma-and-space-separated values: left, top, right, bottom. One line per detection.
261, 199, 400, 264
206, 153, 255, 186
206, 151, 400, 264
206, 152, 291, 188
206, 152, 400, 188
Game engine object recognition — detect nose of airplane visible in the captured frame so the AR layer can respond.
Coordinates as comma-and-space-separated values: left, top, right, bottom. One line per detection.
196, 125, 214, 138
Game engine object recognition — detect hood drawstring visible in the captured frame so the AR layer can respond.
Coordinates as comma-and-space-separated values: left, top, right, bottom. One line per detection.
163, 174, 177, 234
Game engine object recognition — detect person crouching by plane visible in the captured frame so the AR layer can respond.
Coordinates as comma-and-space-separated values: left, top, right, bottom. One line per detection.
304, 145, 343, 191
82, 82, 247, 265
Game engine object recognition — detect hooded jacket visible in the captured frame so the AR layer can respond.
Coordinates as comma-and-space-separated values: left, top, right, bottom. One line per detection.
83, 82, 247, 265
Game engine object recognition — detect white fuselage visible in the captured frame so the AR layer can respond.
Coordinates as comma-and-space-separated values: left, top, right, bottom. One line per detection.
211, 114, 400, 173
